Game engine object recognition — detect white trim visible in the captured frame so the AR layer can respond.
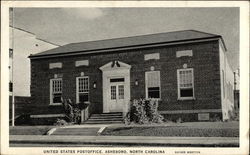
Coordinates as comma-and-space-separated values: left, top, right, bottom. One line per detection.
100, 61, 131, 113
50, 78, 62, 105
145, 71, 161, 99
176, 50, 193, 58
159, 109, 222, 114
177, 68, 195, 100
75, 60, 89, 67
144, 53, 160, 61
49, 62, 62, 69
99, 61, 131, 71
76, 76, 89, 103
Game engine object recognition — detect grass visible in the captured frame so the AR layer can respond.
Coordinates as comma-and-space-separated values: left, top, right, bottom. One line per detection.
101, 126, 239, 137
9, 126, 54, 135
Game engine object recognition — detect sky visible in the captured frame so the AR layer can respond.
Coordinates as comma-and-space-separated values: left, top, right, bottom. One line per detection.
12, 7, 239, 69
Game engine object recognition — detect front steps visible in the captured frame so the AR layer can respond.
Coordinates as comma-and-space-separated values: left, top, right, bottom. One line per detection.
84, 112, 124, 124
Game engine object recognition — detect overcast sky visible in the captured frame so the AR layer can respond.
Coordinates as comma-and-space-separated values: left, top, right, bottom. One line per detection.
12, 7, 239, 70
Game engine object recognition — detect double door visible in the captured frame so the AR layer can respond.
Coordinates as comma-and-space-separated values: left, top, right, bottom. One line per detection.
109, 78, 125, 112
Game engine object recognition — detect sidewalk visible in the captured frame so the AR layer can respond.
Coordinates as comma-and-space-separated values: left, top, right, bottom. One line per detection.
10, 135, 239, 147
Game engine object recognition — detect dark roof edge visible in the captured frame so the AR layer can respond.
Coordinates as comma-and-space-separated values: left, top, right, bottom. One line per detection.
29, 36, 224, 59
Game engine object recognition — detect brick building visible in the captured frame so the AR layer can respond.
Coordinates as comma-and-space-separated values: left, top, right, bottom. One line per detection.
29, 30, 234, 122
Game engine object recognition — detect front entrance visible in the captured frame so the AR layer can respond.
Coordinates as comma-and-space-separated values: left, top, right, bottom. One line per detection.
109, 78, 125, 112
100, 61, 131, 113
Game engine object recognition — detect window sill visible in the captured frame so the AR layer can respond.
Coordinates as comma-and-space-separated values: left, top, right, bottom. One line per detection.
177, 97, 195, 101
49, 103, 62, 106
146, 98, 162, 101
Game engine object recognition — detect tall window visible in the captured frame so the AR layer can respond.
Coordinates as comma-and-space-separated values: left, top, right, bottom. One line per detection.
76, 76, 89, 103
177, 68, 194, 99
50, 78, 62, 105
145, 71, 161, 99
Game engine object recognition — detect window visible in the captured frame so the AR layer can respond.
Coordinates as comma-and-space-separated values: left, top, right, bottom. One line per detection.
50, 78, 62, 105
118, 85, 124, 99
111, 86, 116, 100
110, 78, 124, 83
145, 71, 161, 99
177, 68, 194, 99
76, 76, 89, 103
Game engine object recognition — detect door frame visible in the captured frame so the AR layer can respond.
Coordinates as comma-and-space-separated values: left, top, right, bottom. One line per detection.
99, 61, 131, 113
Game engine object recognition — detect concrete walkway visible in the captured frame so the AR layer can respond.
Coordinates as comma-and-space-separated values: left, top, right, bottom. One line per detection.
10, 135, 239, 147
47, 124, 116, 135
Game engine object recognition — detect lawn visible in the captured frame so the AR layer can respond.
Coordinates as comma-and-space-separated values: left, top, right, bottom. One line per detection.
9, 126, 54, 135
101, 125, 239, 137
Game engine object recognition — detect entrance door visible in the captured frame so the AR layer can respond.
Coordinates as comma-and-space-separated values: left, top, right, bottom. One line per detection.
109, 78, 125, 112
99, 61, 131, 113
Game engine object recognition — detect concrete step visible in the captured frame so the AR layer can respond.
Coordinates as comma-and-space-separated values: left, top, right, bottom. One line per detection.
84, 120, 123, 124
84, 112, 124, 124
88, 118, 123, 121
91, 113, 122, 117
90, 115, 123, 119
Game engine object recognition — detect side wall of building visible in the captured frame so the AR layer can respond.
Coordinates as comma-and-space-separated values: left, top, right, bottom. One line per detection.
219, 43, 235, 120
9, 27, 58, 97
30, 40, 222, 121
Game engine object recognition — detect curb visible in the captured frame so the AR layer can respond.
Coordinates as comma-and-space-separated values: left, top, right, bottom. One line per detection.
10, 135, 239, 147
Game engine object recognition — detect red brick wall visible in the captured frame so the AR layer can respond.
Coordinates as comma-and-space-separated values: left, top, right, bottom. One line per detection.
30, 40, 221, 115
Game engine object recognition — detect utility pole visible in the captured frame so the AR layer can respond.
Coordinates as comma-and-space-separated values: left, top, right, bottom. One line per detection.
11, 7, 15, 126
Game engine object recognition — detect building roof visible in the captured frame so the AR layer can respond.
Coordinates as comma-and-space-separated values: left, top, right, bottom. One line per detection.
29, 30, 225, 59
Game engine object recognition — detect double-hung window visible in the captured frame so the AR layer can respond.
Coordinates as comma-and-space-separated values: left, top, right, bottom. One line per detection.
177, 68, 194, 99
145, 71, 161, 99
76, 76, 89, 103
50, 78, 62, 105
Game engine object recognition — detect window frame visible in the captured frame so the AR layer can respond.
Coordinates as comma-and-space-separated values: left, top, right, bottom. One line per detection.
50, 78, 63, 105
76, 76, 89, 103
145, 71, 161, 99
177, 68, 195, 100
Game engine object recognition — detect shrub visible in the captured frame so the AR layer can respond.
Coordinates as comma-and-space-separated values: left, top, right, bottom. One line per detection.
210, 114, 221, 122
62, 98, 81, 124
54, 118, 68, 126
228, 109, 239, 121
125, 99, 164, 124
145, 99, 164, 123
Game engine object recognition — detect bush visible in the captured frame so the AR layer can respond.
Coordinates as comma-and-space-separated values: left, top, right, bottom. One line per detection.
125, 99, 164, 124
210, 114, 221, 122
62, 99, 81, 124
228, 110, 239, 121
54, 118, 68, 126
